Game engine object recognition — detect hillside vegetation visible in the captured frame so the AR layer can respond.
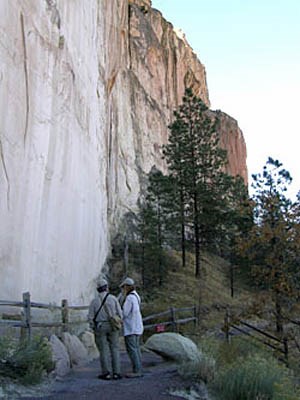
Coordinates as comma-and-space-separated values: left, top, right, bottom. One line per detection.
136, 249, 300, 399
140, 250, 265, 333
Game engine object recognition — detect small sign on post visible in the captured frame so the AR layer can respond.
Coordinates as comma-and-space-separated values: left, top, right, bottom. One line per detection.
155, 324, 165, 333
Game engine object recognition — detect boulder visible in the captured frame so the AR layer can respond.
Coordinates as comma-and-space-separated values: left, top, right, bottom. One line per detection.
80, 330, 99, 361
144, 332, 201, 363
49, 334, 71, 377
61, 332, 88, 366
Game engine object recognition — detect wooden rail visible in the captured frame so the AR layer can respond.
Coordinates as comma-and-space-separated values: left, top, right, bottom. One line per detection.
223, 309, 291, 365
283, 315, 300, 327
143, 305, 197, 332
0, 292, 89, 340
1, 293, 197, 340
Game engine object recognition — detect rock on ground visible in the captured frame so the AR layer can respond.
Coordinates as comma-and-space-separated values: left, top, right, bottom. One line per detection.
61, 332, 88, 367
49, 334, 71, 377
79, 330, 99, 362
144, 333, 201, 364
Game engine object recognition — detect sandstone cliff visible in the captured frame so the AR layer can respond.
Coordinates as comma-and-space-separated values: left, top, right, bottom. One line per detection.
0, 0, 247, 304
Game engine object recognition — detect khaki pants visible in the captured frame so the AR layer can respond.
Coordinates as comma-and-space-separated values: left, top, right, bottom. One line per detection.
94, 321, 120, 375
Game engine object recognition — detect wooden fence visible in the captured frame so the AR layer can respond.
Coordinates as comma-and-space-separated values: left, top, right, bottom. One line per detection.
223, 310, 300, 366
283, 315, 300, 354
142, 306, 197, 332
0, 292, 197, 340
283, 315, 300, 328
0, 292, 89, 341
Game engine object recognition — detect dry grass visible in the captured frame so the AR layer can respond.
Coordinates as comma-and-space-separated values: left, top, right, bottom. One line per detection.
121, 248, 300, 372
113, 247, 298, 347
140, 250, 260, 334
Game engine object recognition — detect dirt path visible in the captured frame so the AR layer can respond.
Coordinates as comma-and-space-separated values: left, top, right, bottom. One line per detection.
22, 350, 188, 400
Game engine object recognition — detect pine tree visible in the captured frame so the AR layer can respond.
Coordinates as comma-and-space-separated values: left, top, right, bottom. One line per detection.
163, 89, 228, 277
220, 175, 254, 297
237, 157, 300, 332
135, 168, 175, 289
162, 114, 188, 268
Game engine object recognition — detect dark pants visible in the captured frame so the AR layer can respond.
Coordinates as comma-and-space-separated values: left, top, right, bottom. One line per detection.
124, 334, 142, 373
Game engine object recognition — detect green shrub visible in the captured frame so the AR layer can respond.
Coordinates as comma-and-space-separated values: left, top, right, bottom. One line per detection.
177, 352, 216, 383
214, 353, 298, 400
0, 335, 15, 359
215, 336, 266, 367
273, 377, 300, 400
0, 336, 54, 385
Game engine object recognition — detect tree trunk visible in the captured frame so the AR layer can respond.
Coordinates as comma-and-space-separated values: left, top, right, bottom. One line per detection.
194, 193, 201, 277
157, 206, 163, 286
230, 264, 234, 298
181, 221, 186, 269
141, 232, 146, 289
123, 235, 129, 275
180, 189, 186, 268
179, 177, 186, 268
275, 291, 283, 334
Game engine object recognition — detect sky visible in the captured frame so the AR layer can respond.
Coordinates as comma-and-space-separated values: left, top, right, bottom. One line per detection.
152, 0, 300, 201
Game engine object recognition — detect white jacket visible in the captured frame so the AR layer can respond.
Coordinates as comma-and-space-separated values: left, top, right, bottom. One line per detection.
122, 291, 143, 336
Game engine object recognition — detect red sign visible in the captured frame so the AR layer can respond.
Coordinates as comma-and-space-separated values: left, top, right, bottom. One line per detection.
155, 324, 165, 333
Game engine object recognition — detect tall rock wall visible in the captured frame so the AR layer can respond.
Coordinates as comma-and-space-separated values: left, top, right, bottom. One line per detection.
0, 0, 247, 304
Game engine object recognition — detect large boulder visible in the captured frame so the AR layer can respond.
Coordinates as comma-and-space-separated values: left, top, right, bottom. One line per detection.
61, 332, 88, 366
144, 332, 201, 363
49, 334, 71, 377
80, 330, 99, 361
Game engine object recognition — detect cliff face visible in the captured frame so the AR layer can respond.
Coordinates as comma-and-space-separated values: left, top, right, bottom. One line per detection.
218, 112, 248, 184
0, 0, 247, 304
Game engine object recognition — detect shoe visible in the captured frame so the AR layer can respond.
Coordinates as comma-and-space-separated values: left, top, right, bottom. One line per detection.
125, 372, 143, 378
113, 373, 122, 380
98, 372, 111, 380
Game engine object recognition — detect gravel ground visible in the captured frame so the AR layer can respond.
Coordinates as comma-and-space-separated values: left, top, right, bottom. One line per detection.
18, 350, 189, 400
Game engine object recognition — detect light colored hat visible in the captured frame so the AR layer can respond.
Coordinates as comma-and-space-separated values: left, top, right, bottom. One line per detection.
120, 277, 135, 287
97, 278, 108, 288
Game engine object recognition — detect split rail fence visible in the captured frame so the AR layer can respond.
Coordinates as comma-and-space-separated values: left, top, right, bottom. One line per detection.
0, 292, 88, 341
223, 309, 300, 366
0, 292, 197, 341
142, 305, 197, 333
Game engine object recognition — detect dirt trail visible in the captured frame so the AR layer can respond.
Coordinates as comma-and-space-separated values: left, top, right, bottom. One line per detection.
22, 350, 188, 400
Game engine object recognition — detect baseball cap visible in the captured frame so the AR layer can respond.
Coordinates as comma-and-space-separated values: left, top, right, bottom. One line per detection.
119, 277, 135, 287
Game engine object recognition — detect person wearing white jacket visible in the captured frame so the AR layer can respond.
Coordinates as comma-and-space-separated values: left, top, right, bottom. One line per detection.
120, 277, 143, 378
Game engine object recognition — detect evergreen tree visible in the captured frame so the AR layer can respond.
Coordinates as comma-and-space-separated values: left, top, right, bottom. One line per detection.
220, 175, 254, 297
163, 89, 228, 277
237, 157, 300, 332
135, 168, 175, 289
162, 115, 189, 268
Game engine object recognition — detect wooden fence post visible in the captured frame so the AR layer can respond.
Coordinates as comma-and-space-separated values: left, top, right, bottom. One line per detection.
193, 305, 197, 328
283, 337, 289, 367
21, 292, 32, 342
224, 308, 230, 343
61, 299, 69, 333
170, 307, 176, 332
